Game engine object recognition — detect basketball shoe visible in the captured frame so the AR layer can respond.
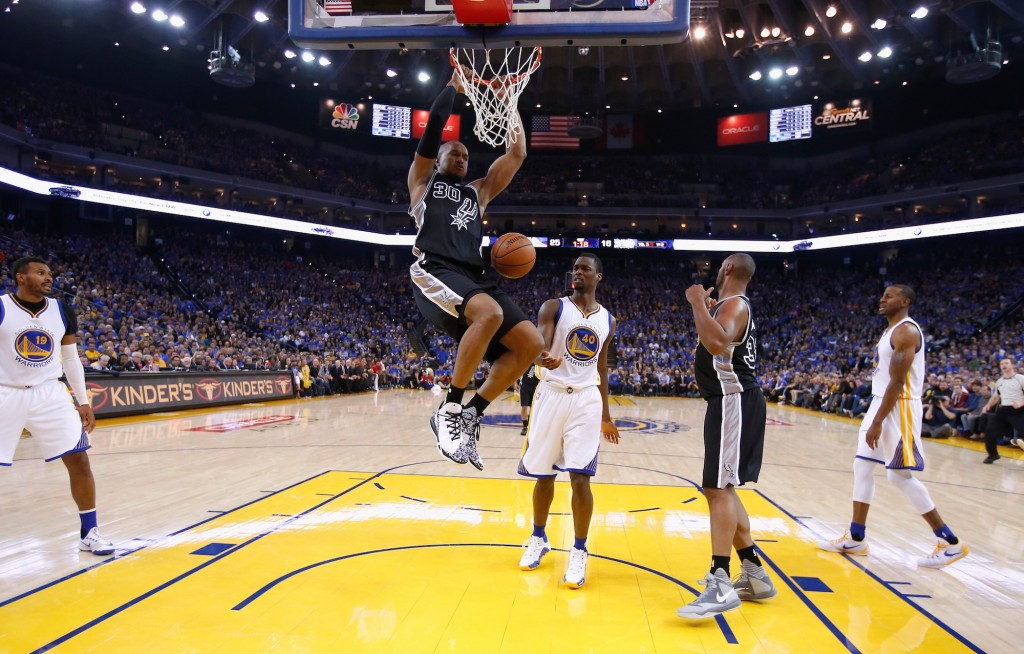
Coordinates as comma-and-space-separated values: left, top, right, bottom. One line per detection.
733, 559, 777, 601
563, 547, 588, 588
817, 532, 869, 555
918, 538, 969, 568
677, 569, 741, 619
430, 402, 468, 464
79, 527, 115, 556
461, 406, 484, 471
519, 535, 551, 570
1011, 438, 1024, 451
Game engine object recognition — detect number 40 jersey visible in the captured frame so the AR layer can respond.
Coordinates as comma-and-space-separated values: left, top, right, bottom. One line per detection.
538, 296, 614, 389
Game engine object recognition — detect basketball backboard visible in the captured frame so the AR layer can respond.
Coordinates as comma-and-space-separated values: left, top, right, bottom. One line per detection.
289, 1, 689, 50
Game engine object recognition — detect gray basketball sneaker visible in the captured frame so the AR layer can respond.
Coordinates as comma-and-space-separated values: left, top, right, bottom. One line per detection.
733, 559, 777, 601
677, 569, 741, 619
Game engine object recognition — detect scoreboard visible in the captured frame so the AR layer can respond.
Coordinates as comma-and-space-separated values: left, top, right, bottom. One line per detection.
371, 103, 412, 139
769, 104, 813, 143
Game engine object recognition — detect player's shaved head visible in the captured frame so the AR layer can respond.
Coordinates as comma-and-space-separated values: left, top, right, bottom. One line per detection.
725, 253, 756, 282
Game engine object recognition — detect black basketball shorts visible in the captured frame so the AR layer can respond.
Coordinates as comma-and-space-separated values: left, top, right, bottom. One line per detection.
410, 255, 530, 364
702, 387, 766, 489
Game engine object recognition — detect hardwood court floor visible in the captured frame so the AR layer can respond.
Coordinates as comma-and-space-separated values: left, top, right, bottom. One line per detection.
1, 390, 1022, 653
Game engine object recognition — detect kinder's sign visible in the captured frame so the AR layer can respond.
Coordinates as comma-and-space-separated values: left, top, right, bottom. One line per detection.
717, 112, 768, 147
85, 371, 294, 417
814, 98, 872, 130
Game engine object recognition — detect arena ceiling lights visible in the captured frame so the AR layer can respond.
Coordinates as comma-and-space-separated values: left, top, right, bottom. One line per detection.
3, 166, 1022, 255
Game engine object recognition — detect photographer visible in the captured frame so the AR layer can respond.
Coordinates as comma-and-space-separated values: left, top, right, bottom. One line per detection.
922, 395, 956, 439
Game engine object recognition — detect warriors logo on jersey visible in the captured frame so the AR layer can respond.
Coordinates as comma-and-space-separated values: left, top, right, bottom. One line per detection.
14, 327, 55, 368
564, 324, 600, 367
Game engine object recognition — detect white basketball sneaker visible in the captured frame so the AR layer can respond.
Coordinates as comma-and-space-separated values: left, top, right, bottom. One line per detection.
677, 569, 741, 619
519, 535, 552, 570
79, 527, 115, 556
460, 406, 483, 471
563, 547, 588, 588
817, 531, 869, 555
430, 402, 468, 464
919, 538, 969, 568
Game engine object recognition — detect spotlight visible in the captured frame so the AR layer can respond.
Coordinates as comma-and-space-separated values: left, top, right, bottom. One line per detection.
152, 9, 168, 21
693, 25, 706, 39
417, 71, 431, 82
301, 51, 315, 62
621, 74, 629, 81
871, 18, 886, 30
169, 14, 184, 28
386, 68, 398, 78
760, 27, 770, 38
749, 70, 762, 80
805, 25, 815, 37
859, 51, 873, 62
578, 47, 590, 55
735, 28, 745, 38
771, 27, 781, 38
284, 49, 297, 58
254, 11, 269, 23
130, 2, 146, 14
825, 5, 837, 18
769, 67, 782, 79
911, 7, 928, 19
318, 55, 331, 66
786, 66, 799, 76
878, 46, 892, 58
841, 22, 853, 34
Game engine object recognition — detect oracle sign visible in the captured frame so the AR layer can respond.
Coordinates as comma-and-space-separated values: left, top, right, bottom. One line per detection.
412, 110, 461, 141
717, 112, 768, 147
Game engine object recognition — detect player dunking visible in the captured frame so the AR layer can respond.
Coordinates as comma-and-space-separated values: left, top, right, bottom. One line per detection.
517, 253, 619, 588
408, 70, 543, 470
678, 253, 776, 620
0, 257, 114, 555
817, 285, 968, 567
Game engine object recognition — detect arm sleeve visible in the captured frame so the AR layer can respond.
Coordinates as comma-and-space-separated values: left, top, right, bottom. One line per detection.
62, 344, 90, 406
416, 85, 457, 159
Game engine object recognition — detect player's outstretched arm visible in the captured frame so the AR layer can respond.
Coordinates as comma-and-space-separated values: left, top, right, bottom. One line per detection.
598, 316, 620, 444
474, 105, 526, 209
408, 72, 464, 205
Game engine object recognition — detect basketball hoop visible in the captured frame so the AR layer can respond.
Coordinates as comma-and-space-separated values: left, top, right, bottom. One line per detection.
450, 46, 542, 148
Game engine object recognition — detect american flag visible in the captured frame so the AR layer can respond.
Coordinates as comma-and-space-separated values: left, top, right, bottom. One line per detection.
323, 0, 352, 16
530, 115, 580, 150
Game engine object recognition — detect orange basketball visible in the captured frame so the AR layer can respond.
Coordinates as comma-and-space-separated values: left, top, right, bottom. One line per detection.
490, 232, 536, 279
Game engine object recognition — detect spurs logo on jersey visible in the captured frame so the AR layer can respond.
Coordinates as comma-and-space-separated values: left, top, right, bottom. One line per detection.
0, 294, 69, 386
410, 171, 484, 267
539, 297, 613, 388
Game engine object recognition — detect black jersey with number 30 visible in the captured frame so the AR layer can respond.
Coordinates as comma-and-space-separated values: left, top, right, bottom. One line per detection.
694, 295, 759, 398
410, 171, 484, 268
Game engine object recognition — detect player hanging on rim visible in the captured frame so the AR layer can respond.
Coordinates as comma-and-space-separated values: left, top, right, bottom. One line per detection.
817, 284, 968, 568
408, 69, 543, 471
517, 253, 619, 589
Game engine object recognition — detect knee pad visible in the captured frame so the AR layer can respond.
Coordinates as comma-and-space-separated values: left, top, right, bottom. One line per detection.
851, 457, 876, 504
886, 468, 936, 514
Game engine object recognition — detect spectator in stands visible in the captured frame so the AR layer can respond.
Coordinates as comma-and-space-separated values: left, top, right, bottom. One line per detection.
921, 396, 956, 439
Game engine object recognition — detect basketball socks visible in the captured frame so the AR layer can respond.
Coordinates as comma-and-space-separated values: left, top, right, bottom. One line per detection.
736, 545, 762, 567
79, 509, 98, 539
522, 419, 529, 429
574, 537, 588, 552
710, 555, 731, 577
533, 524, 547, 539
850, 521, 867, 541
466, 394, 491, 416
446, 385, 466, 406
933, 524, 959, 545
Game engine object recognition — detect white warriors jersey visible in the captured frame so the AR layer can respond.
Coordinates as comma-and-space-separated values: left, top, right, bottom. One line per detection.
537, 296, 613, 389
871, 317, 925, 399
0, 294, 70, 387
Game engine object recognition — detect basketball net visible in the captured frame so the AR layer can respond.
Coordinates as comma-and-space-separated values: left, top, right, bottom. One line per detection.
450, 46, 542, 148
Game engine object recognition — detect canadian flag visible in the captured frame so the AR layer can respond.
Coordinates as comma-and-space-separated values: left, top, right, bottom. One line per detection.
606, 114, 633, 149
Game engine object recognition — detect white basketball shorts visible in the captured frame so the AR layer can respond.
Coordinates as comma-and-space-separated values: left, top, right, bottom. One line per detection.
856, 395, 924, 471
518, 382, 602, 477
0, 379, 90, 466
